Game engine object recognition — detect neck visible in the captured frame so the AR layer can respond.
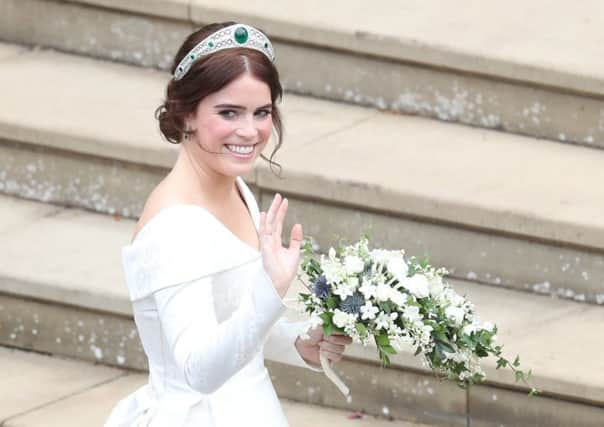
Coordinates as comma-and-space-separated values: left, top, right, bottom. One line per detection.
172, 141, 237, 206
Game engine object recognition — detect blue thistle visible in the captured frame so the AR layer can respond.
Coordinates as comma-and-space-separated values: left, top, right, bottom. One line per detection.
313, 275, 330, 299
340, 292, 365, 315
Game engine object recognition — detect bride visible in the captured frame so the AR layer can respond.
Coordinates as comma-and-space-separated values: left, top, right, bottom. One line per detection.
105, 22, 352, 426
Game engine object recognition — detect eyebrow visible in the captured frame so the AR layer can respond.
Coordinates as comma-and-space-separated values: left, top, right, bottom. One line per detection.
213, 103, 272, 110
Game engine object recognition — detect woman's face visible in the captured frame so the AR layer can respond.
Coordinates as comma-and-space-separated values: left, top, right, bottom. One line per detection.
187, 72, 274, 178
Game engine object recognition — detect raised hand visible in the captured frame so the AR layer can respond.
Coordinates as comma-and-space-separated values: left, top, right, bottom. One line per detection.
259, 193, 303, 297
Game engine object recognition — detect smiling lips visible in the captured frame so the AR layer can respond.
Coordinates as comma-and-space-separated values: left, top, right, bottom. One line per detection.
226, 144, 255, 155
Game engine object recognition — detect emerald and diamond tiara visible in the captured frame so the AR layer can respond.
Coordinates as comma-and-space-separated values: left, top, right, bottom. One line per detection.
173, 23, 275, 81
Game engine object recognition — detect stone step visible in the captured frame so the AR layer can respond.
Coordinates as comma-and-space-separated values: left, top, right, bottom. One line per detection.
0, 194, 603, 426
1, 0, 604, 148
0, 42, 602, 304
0, 346, 428, 427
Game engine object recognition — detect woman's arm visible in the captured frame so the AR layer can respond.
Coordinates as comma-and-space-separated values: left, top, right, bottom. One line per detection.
153, 267, 286, 394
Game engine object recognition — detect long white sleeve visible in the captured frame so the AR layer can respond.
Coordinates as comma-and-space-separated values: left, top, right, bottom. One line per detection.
152, 267, 287, 394
264, 317, 323, 372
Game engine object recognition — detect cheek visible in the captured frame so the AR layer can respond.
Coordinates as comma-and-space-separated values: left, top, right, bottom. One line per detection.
200, 116, 235, 140
258, 118, 274, 140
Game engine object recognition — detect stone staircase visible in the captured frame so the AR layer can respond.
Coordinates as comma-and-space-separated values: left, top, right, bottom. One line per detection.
1, 346, 428, 427
0, 1, 603, 426
2, 0, 604, 149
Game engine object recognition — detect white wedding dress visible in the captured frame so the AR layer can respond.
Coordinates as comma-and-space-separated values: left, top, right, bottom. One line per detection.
105, 176, 321, 427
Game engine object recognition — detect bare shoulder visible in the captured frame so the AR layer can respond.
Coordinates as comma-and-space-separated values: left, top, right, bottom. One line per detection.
130, 178, 192, 243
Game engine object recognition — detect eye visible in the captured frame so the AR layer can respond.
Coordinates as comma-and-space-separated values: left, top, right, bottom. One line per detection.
255, 109, 272, 118
218, 110, 237, 119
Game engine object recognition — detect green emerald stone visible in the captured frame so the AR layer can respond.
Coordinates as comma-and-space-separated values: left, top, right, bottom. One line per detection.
208, 41, 214, 47
234, 27, 248, 44
190, 54, 195, 59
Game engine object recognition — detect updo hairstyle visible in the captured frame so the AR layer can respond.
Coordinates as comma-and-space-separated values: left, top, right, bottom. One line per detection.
155, 22, 284, 176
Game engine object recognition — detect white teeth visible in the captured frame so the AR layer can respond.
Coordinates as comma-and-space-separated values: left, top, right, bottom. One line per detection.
226, 144, 254, 154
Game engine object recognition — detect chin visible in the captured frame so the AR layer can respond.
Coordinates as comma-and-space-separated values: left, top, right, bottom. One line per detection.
221, 159, 257, 178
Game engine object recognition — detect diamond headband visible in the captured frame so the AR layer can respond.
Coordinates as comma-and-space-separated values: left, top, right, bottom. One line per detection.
173, 23, 275, 81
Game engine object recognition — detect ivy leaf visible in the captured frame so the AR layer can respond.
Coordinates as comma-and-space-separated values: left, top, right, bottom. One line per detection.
513, 355, 520, 368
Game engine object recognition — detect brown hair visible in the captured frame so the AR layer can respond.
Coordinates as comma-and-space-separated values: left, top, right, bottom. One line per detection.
155, 22, 284, 176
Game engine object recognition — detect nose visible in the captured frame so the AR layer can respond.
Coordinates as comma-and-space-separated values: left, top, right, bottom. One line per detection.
235, 115, 258, 140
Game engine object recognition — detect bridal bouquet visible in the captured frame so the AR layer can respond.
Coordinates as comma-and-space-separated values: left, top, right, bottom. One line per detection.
297, 235, 538, 397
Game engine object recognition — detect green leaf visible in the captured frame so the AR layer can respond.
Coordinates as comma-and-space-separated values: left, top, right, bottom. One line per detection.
515, 370, 524, 383
323, 322, 334, 337
381, 345, 396, 355
326, 296, 337, 309
436, 340, 455, 354
376, 334, 390, 347
513, 355, 520, 367
496, 358, 507, 369
355, 322, 367, 338
320, 311, 333, 320
414, 346, 422, 356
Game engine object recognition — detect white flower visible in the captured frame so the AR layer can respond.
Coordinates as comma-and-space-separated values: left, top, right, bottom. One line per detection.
389, 288, 407, 307
370, 248, 404, 264
445, 306, 465, 326
375, 282, 391, 302
344, 255, 365, 275
333, 282, 355, 299
462, 323, 480, 336
401, 274, 430, 299
386, 256, 408, 280
374, 312, 391, 330
443, 289, 465, 306
403, 305, 422, 322
347, 276, 360, 290
322, 259, 346, 285
360, 301, 379, 320
332, 309, 357, 329
481, 321, 495, 332
328, 247, 337, 260
359, 280, 377, 299
428, 276, 444, 297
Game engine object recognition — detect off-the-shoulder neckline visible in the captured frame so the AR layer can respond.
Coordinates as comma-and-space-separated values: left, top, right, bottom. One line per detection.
124, 176, 260, 255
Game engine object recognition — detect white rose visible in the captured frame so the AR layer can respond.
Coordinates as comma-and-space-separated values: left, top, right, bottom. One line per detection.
344, 255, 365, 275
445, 306, 465, 326
402, 274, 430, 299
332, 309, 349, 328
375, 282, 391, 302
386, 256, 409, 280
